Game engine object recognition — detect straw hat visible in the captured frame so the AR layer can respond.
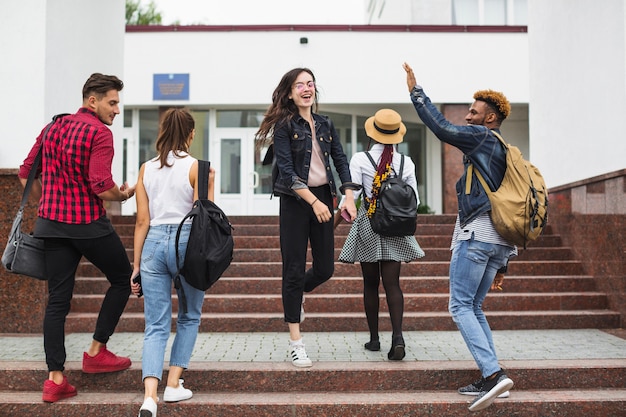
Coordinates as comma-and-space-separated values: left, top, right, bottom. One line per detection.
364, 109, 406, 144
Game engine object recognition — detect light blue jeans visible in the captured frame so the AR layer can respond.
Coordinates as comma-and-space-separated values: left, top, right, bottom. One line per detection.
140, 224, 205, 381
448, 238, 509, 378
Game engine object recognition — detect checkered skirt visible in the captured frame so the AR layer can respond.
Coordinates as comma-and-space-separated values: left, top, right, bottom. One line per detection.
338, 204, 425, 263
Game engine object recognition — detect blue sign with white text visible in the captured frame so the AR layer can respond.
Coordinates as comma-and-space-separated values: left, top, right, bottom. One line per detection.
153, 74, 189, 100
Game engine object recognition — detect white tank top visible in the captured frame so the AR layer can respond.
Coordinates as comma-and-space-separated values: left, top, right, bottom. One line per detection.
143, 151, 196, 226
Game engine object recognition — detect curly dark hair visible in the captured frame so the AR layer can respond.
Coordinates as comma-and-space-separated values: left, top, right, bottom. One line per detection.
473, 89, 510, 123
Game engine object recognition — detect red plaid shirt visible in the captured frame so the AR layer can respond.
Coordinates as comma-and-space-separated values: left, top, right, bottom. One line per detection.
19, 108, 117, 224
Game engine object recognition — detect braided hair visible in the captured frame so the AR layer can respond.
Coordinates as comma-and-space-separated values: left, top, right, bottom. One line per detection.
366, 144, 395, 218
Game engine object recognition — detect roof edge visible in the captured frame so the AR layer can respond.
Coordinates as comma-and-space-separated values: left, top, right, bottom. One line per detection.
125, 24, 527, 33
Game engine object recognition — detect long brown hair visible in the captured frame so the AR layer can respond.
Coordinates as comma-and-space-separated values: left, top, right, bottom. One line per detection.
155, 108, 195, 168
255, 68, 319, 148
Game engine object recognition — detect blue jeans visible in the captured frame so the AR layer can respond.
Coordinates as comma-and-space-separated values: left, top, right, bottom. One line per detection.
448, 238, 509, 378
140, 224, 205, 381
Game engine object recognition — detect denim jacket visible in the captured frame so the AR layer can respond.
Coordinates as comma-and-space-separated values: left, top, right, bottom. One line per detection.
410, 86, 507, 226
272, 113, 355, 199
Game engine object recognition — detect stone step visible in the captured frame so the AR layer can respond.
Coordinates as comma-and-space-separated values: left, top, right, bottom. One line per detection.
74, 275, 599, 295
64, 310, 621, 333
1, 389, 625, 417
76, 259, 586, 278
118, 245, 575, 263
115, 233, 566, 249
70, 292, 610, 314
2, 359, 624, 392
229, 247, 575, 262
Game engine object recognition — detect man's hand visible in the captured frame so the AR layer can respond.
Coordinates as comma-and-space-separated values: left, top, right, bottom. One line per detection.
491, 273, 505, 291
403, 62, 417, 92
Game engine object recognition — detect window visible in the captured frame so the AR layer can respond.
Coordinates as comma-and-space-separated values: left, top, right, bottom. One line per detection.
216, 110, 265, 128
138, 108, 210, 166
452, 0, 527, 25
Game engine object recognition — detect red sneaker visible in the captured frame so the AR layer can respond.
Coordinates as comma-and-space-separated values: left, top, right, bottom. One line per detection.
42, 376, 77, 403
82, 345, 132, 373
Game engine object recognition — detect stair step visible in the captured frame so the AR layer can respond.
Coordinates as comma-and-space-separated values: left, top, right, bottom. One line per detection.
2, 389, 624, 417
65, 310, 621, 333
76, 259, 586, 278
116, 234, 567, 249
2, 359, 624, 392
71, 292, 610, 313
73, 275, 599, 295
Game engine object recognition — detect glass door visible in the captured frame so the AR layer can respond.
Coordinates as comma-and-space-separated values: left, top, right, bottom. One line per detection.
213, 128, 278, 216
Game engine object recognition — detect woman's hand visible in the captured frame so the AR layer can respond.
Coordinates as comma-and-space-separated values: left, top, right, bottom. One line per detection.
130, 269, 142, 297
403, 62, 417, 92
312, 198, 332, 223
491, 273, 505, 291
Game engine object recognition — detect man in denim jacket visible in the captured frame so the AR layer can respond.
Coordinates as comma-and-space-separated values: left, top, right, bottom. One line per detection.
404, 63, 516, 412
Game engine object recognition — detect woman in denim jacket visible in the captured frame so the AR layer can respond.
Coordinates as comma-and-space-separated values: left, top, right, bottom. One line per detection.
256, 68, 358, 367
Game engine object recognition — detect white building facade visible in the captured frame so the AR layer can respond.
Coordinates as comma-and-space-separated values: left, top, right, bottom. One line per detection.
2, 0, 624, 217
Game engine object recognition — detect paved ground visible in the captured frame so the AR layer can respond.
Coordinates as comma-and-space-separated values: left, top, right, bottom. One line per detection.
1, 329, 626, 363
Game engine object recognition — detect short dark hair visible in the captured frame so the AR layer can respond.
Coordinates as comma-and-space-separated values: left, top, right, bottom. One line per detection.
82, 73, 124, 100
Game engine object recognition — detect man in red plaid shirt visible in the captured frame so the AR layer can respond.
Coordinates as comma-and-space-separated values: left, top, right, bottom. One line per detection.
19, 73, 136, 403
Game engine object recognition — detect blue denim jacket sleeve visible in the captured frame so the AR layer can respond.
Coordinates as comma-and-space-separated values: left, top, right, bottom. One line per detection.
409, 86, 506, 191
272, 120, 305, 195
409, 86, 507, 225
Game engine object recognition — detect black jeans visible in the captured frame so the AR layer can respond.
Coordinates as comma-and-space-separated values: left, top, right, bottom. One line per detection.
279, 186, 335, 323
43, 232, 131, 371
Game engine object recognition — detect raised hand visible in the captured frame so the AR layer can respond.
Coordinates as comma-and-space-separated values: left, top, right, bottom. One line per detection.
403, 62, 417, 92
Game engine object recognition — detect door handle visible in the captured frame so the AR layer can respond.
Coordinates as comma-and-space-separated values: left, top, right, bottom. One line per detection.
252, 171, 259, 188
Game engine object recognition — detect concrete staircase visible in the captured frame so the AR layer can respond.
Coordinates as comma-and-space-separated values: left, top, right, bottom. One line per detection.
1, 214, 625, 416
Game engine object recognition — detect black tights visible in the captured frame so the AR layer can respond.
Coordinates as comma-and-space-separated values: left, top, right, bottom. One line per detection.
360, 261, 403, 341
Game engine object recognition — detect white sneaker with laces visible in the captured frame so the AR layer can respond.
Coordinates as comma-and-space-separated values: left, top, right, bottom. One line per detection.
138, 397, 157, 417
290, 343, 312, 368
163, 379, 193, 402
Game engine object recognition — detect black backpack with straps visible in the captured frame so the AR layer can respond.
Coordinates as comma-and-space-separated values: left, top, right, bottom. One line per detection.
174, 160, 234, 313
366, 152, 418, 237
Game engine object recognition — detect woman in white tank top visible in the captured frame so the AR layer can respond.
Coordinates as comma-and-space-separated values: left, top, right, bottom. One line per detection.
131, 108, 215, 417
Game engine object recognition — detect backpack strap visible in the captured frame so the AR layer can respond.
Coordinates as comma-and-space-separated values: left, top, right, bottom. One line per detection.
20, 114, 70, 210
465, 130, 505, 195
173, 159, 211, 314
198, 160, 210, 200
365, 151, 404, 177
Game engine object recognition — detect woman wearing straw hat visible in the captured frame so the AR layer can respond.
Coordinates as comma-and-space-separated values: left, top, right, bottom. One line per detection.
339, 109, 425, 360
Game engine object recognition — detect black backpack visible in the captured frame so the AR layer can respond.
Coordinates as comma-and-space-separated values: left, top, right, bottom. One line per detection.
175, 160, 234, 313
366, 152, 418, 237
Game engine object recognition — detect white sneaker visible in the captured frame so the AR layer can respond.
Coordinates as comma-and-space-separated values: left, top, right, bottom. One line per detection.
290, 343, 312, 368
163, 379, 193, 402
138, 397, 157, 417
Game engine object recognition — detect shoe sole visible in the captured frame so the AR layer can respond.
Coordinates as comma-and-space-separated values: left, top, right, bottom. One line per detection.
388, 345, 405, 361
164, 392, 193, 402
292, 360, 313, 368
459, 390, 510, 398
82, 364, 131, 373
468, 378, 514, 412
42, 391, 77, 403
